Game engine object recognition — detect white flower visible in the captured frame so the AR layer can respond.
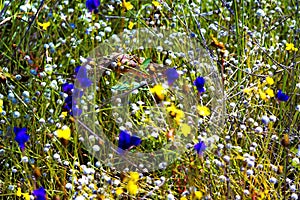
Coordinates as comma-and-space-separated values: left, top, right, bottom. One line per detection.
291, 193, 298, 200
21, 156, 29, 163
256, 9, 266, 17
261, 115, 270, 125
65, 183, 73, 190
269, 177, 277, 184
255, 126, 263, 133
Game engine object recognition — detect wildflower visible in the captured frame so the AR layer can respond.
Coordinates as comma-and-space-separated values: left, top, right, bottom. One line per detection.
63, 96, 72, 111
150, 84, 166, 100
125, 171, 139, 195
61, 111, 68, 118
194, 141, 206, 155
261, 115, 270, 125
243, 87, 254, 94
286, 43, 298, 51
259, 89, 267, 100
291, 193, 298, 200
115, 188, 123, 195
14, 127, 30, 151
197, 105, 210, 116
269, 177, 277, 184
265, 88, 274, 97
175, 109, 185, 124
152, 1, 162, 7
16, 188, 30, 200
75, 66, 92, 88
118, 130, 141, 153
56, 125, 71, 140
86, 0, 100, 13
33, 187, 46, 200
122, 0, 134, 11
180, 123, 191, 137
256, 9, 266, 17
194, 76, 205, 93
69, 23, 76, 29
129, 171, 139, 182
16, 188, 22, 197
62, 82, 74, 93
37, 21, 50, 30
73, 88, 84, 98
71, 107, 82, 116
128, 21, 135, 30
127, 181, 138, 195
194, 191, 203, 199
276, 90, 289, 102
166, 104, 185, 124
165, 68, 179, 85
0, 99, 3, 113
266, 76, 274, 85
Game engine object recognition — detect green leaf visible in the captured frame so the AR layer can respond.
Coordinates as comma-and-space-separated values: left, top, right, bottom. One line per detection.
140, 58, 152, 70
111, 82, 130, 91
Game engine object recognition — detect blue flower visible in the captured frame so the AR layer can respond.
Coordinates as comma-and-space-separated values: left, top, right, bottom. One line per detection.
118, 130, 141, 154
194, 76, 205, 93
74, 66, 81, 75
71, 107, 82, 117
63, 96, 73, 111
14, 127, 30, 151
276, 90, 289, 102
297, 145, 300, 157
194, 141, 206, 156
63, 96, 82, 117
76, 66, 92, 88
165, 68, 179, 85
86, 0, 100, 13
73, 88, 84, 98
33, 187, 46, 200
62, 82, 74, 93
69, 23, 76, 29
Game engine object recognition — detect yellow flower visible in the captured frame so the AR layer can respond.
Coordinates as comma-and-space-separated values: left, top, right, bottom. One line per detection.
167, 104, 177, 117
166, 104, 185, 124
115, 188, 123, 196
194, 191, 203, 199
180, 197, 188, 200
22, 193, 30, 200
266, 88, 274, 97
197, 106, 210, 116
37, 21, 51, 30
0, 99, 3, 113
150, 84, 166, 100
180, 123, 191, 137
152, 1, 162, 7
128, 21, 135, 30
61, 112, 68, 117
56, 125, 71, 140
127, 181, 138, 195
122, 0, 134, 11
265, 76, 274, 85
286, 43, 293, 50
16, 188, 22, 197
175, 109, 185, 124
259, 89, 267, 100
243, 87, 253, 94
16, 188, 30, 200
129, 171, 139, 182
286, 43, 298, 51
